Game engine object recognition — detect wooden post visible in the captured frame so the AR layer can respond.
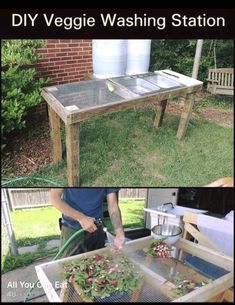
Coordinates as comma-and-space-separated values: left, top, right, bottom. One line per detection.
222, 288, 234, 302
176, 94, 195, 140
153, 100, 167, 127
2, 189, 18, 255
65, 123, 80, 186
208, 291, 226, 302
48, 105, 62, 163
59, 281, 70, 302
130, 279, 145, 302
192, 40, 203, 79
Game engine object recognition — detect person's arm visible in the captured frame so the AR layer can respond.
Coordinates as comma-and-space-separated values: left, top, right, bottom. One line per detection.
107, 192, 125, 250
50, 189, 97, 233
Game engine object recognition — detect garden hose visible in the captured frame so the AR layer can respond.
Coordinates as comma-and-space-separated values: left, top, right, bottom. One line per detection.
23, 228, 85, 303
2, 176, 62, 187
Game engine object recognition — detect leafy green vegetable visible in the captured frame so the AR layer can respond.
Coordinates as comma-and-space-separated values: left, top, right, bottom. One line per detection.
170, 272, 212, 297
62, 252, 142, 300
147, 238, 172, 258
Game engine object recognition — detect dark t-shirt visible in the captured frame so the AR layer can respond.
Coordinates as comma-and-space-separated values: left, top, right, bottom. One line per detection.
62, 188, 120, 229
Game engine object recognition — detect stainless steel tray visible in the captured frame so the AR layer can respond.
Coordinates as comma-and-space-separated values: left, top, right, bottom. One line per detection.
110, 76, 161, 96
142, 73, 183, 89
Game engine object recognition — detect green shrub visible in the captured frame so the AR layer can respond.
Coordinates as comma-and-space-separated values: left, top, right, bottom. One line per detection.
1, 40, 48, 150
150, 39, 233, 83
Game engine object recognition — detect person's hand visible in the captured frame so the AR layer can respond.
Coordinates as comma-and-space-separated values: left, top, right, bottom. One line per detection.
79, 215, 97, 233
114, 231, 125, 251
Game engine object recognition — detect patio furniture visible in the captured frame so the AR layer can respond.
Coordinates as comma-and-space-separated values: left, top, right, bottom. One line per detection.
207, 68, 234, 96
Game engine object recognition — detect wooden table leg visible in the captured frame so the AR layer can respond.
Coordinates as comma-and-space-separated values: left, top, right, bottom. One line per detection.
60, 280, 70, 302
176, 94, 195, 140
65, 123, 80, 186
223, 288, 234, 302
130, 278, 145, 302
48, 105, 62, 164
153, 100, 168, 128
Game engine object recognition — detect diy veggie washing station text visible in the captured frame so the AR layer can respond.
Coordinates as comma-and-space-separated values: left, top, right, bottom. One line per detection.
12, 13, 225, 30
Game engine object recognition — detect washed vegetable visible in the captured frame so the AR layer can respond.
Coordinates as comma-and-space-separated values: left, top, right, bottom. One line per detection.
147, 238, 172, 258
61, 252, 142, 300
171, 272, 212, 297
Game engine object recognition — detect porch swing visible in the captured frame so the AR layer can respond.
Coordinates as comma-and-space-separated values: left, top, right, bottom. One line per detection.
206, 41, 234, 96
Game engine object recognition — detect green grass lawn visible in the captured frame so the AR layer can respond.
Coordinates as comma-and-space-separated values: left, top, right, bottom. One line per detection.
42, 111, 233, 186
2, 200, 145, 273
104, 199, 145, 233
194, 94, 233, 111
2, 106, 233, 187
11, 207, 61, 246
10, 200, 145, 246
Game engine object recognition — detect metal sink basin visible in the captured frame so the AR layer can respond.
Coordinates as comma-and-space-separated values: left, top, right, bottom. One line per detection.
49, 79, 131, 109
145, 205, 208, 218
163, 205, 208, 217
111, 76, 161, 96
143, 73, 182, 89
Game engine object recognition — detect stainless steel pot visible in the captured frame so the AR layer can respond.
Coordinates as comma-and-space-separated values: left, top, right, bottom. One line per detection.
151, 224, 182, 245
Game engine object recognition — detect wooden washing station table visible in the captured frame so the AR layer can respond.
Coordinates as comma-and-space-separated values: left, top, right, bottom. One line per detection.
42, 70, 203, 186
35, 235, 233, 302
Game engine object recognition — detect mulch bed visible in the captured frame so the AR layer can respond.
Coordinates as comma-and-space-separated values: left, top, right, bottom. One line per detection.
2, 114, 53, 177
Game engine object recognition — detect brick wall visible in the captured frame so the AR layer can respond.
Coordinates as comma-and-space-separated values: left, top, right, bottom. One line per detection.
35, 39, 93, 114
36, 39, 93, 84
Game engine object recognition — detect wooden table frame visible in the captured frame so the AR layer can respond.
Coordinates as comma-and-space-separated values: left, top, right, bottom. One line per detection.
42, 70, 203, 186
179, 211, 234, 302
35, 235, 233, 303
